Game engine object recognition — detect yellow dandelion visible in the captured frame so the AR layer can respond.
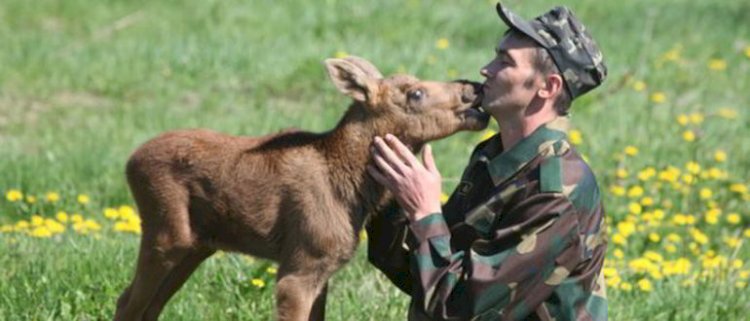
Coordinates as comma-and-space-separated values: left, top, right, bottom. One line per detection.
334, 50, 348, 59
624, 146, 639, 156
688, 112, 704, 124
267, 267, 278, 275
436, 38, 450, 50
708, 168, 727, 180
685, 161, 701, 175
744, 228, 750, 238
613, 248, 625, 259
662, 46, 682, 61
480, 129, 496, 142
707, 59, 726, 71
713, 150, 727, 163
627, 185, 644, 198
14, 220, 29, 230
727, 213, 741, 225
729, 183, 748, 194
737, 281, 748, 288
632, 80, 646, 92
612, 233, 627, 246
724, 237, 741, 248
71, 214, 84, 223
606, 275, 621, 287
45, 192, 60, 203
251, 278, 266, 288
31, 215, 44, 226
620, 282, 633, 291
699, 188, 712, 200
732, 259, 744, 270
640, 197, 654, 206
29, 226, 52, 238
118, 205, 137, 218
667, 233, 682, 243
610, 185, 626, 197
440, 193, 450, 204
56, 211, 69, 223
616, 168, 629, 179
676, 114, 689, 126
637, 167, 656, 181
650, 92, 666, 104
648, 233, 661, 243
104, 208, 120, 220
718, 108, 738, 119
705, 213, 719, 225
569, 129, 583, 145
629, 202, 643, 215
665, 244, 677, 253
617, 221, 636, 237
26, 195, 37, 203
603, 267, 618, 279
45, 219, 65, 234
682, 130, 695, 142
691, 229, 709, 245
77, 194, 90, 205
6, 189, 23, 202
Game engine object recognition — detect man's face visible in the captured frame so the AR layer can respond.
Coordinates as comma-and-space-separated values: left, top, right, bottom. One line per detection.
479, 34, 543, 118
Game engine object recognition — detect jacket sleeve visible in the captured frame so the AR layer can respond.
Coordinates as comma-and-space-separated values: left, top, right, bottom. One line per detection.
366, 201, 413, 294
408, 193, 584, 321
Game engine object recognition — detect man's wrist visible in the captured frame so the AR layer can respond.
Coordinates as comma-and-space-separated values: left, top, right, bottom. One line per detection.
408, 212, 450, 244
411, 207, 442, 222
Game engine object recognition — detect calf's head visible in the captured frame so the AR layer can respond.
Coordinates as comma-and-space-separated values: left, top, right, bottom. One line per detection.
325, 56, 490, 146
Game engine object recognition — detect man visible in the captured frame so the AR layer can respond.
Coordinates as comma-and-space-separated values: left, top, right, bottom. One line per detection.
366, 3, 608, 321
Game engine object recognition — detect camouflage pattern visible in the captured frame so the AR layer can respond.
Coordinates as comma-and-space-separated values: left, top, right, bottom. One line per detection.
496, 2, 607, 100
367, 117, 608, 321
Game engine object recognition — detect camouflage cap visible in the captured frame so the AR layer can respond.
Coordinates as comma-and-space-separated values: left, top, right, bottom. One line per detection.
496, 2, 607, 100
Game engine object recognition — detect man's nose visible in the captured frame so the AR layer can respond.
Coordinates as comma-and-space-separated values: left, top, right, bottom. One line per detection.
480, 67, 489, 78
479, 62, 494, 78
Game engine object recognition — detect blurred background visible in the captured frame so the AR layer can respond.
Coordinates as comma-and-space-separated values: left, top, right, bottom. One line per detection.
1, 0, 749, 319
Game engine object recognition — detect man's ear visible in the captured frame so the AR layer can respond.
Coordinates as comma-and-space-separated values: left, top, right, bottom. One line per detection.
538, 73, 564, 100
324, 58, 377, 102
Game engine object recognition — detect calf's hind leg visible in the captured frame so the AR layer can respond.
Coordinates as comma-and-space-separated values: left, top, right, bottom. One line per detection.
142, 247, 215, 321
114, 178, 195, 321
275, 259, 338, 321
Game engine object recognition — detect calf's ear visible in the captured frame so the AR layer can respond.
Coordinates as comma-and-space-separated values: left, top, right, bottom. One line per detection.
325, 58, 377, 102
343, 56, 383, 79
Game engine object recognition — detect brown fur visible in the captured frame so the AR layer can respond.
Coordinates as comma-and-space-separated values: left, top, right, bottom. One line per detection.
113, 56, 488, 321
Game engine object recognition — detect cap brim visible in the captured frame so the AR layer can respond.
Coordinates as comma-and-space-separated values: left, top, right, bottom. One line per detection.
495, 2, 549, 48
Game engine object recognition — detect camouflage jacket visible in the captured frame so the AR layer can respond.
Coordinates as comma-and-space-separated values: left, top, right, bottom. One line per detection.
367, 117, 608, 321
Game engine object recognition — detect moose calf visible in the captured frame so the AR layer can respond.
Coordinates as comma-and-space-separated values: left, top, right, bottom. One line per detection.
114, 56, 489, 321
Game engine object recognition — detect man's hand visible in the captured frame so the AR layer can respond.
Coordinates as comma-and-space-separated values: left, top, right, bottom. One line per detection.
367, 134, 442, 222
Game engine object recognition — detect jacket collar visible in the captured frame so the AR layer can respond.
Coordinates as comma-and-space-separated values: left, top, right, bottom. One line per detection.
485, 117, 570, 185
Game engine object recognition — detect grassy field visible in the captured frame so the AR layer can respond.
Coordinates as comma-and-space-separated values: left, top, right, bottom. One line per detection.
2, 0, 750, 319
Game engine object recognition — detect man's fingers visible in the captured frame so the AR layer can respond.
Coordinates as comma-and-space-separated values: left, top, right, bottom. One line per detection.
372, 149, 402, 179
367, 165, 390, 186
374, 136, 409, 173
384, 134, 419, 167
423, 144, 437, 173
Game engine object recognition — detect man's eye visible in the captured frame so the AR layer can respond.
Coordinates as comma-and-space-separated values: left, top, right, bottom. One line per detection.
407, 89, 424, 101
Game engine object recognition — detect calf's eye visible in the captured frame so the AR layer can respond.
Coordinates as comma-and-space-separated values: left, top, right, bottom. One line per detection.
407, 89, 424, 101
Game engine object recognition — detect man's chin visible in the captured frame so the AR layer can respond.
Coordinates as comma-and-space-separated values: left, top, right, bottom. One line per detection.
463, 111, 491, 131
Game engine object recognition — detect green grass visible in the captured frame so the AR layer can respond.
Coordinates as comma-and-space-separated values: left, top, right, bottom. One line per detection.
2, 0, 750, 319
